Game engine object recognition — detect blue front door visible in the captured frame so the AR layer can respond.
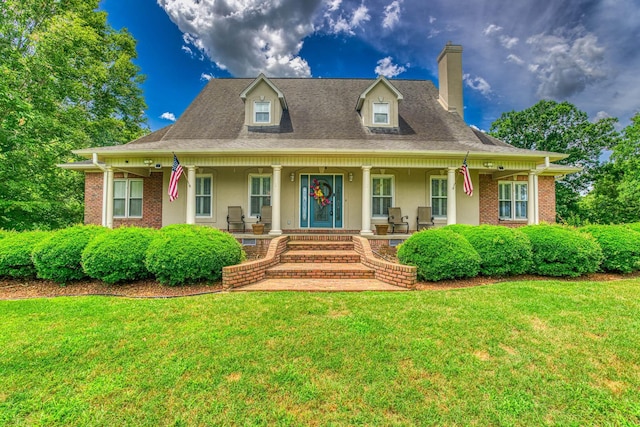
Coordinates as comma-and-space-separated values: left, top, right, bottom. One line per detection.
300, 174, 343, 229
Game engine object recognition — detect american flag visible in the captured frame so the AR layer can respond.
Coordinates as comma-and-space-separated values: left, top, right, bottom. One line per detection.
460, 159, 473, 197
168, 154, 183, 202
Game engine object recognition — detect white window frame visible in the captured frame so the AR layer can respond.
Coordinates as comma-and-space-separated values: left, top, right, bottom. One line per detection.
113, 178, 143, 218
499, 181, 528, 220
195, 175, 213, 218
254, 101, 271, 124
430, 176, 448, 219
248, 174, 272, 218
371, 175, 394, 218
373, 102, 390, 125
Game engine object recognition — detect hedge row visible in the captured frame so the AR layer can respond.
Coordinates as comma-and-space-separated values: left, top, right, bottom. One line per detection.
0, 225, 245, 286
398, 224, 640, 281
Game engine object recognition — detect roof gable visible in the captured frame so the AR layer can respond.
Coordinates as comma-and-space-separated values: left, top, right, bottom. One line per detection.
240, 73, 288, 110
355, 76, 404, 111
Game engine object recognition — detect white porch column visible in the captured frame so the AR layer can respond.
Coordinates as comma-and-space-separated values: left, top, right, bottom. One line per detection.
528, 171, 536, 225
186, 166, 197, 224
447, 167, 457, 225
534, 174, 540, 224
360, 166, 373, 236
269, 165, 282, 235
105, 167, 114, 229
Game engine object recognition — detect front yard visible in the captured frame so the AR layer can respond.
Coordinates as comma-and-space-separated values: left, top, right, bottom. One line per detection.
1, 279, 639, 426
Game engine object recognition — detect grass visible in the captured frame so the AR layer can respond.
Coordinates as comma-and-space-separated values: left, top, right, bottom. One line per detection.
1, 280, 640, 426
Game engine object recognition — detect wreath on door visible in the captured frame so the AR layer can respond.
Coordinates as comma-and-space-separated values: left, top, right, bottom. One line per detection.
310, 179, 332, 207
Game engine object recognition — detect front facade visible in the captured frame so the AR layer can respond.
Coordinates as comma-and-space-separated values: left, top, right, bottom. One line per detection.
63, 44, 576, 235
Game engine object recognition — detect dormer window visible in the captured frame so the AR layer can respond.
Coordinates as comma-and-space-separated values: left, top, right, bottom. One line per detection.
254, 101, 271, 123
373, 103, 389, 124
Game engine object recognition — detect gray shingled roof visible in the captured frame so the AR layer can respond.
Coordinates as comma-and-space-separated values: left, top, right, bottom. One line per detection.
76, 78, 564, 159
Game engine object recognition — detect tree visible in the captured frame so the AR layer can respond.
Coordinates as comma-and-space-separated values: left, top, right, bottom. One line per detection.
0, 0, 148, 230
581, 113, 640, 224
489, 100, 618, 222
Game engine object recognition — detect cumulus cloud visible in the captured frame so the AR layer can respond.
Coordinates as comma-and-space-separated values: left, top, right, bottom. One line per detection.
527, 29, 607, 99
382, 0, 402, 30
160, 112, 177, 122
158, 0, 324, 77
464, 73, 492, 96
200, 73, 213, 81
374, 56, 406, 78
327, 3, 371, 35
499, 35, 519, 49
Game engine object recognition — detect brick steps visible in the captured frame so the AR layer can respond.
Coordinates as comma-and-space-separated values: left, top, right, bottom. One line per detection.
285, 240, 354, 251
266, 262, 375, 279
233, 278, 407, 292
280, 249, 360, 263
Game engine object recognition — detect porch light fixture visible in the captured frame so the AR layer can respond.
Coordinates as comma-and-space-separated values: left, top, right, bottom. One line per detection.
143, 159, 153, 166
289, 172, 295, 182
348, 172, 353, 182
483, 162, 494, 168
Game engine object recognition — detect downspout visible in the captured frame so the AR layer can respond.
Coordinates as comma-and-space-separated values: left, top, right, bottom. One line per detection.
92, 153, 108, 227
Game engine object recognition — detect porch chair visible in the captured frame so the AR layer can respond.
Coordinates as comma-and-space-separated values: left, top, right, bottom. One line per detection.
227, 206, 245, 233
387, 207, 409, 233
257, 205, 272, 230
417, 206, 435, 231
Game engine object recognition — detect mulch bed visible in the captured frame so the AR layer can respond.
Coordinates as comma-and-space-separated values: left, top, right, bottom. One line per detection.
1, 272, 637, 300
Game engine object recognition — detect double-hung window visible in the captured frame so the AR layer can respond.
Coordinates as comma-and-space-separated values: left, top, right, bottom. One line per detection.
373, 103, 389, 124
195, 175, 212, 217
249, 175, 271, 217
114, 179, 143, 218
254, 101, 270, 123
499, 182, 528, 220
372, 175, 393, 217
431, 177, 448, 218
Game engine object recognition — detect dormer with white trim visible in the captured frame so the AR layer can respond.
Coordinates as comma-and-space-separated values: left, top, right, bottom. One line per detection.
356, 76, 403, 131
240, 73, 288, 129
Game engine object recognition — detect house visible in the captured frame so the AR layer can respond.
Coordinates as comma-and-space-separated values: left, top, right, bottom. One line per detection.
62, 43, 577, 237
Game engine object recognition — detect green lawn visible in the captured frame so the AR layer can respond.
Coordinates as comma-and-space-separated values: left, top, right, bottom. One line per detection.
1, 280, 639, 426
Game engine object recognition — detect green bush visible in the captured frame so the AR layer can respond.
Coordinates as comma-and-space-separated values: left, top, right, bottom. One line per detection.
32, 225, 109, 283
145, 224, 245, 286
627, 223, 640, 234
520, 224, 603, 277
82, 227, 158, 284
580, 225, 640, 273
397, 228, 480, 281
0, 231, 52, 279
446, 225, 532, 276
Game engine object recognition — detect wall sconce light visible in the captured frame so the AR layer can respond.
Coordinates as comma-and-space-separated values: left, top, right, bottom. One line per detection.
348, 172, 353, 182
143, 159, 153, 166
483, 162, 494, 168
289, 172, 295, 182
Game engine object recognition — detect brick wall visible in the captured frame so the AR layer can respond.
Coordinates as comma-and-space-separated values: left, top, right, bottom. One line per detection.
478, 173, 557, 227
353, 236, 416, 289
83, 171, 163, 228
222, 236, 288, 289
538, 176, 556, 223
84, 173, 103, 225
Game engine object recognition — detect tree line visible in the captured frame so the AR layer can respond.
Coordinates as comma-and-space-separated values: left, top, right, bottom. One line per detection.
1, 2, 637, 230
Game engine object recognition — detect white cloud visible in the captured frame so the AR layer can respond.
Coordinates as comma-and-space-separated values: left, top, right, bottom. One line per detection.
483, 24, 502, 36
327, 3, 371, 35
499, 35, 519, 49
506, 54, 524, 65
594, 111, 611, 121
200, 73, 213, 81
464, 73, 492, 96
382, 0, 402, 30
158, 0, 322, 77
326, 0, 342, 12
527, 29, 607, 98
160, 112, 177, 122
429, 15, 436, 24
374, 56, 406, 78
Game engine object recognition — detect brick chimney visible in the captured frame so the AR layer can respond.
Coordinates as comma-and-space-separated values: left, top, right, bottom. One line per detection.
437, 42, 464, 120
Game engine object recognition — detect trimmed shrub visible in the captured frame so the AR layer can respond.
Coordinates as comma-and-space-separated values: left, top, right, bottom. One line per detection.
520, 224, 603, 277
397, 228, 480, 281
145, 224, 245, 286
627, 223, 640, 234
446, 224, 532, 276
82, 227, 158, 284
0, 231, 52, 279
32, 225, 109, 283
580, 225, 640, 273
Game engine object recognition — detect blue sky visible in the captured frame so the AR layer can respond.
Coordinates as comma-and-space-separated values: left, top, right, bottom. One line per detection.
101, 0, 640, 133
